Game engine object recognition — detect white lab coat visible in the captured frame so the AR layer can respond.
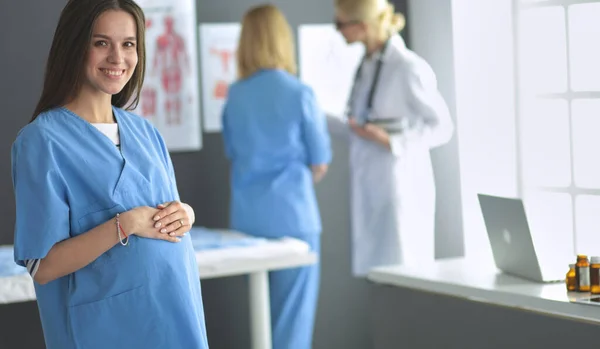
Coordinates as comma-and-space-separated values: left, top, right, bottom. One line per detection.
329, 34, 454, 277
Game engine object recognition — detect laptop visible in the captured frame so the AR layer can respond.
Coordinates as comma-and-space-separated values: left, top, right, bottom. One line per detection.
477, 194, 568, 283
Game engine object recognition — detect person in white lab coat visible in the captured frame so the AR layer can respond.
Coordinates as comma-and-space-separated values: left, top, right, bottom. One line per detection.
332, 0, 454, 276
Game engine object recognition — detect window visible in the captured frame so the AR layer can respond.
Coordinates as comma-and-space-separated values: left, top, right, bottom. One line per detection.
515, 0, 600, 255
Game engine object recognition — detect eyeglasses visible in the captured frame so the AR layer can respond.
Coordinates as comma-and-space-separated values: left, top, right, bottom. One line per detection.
334, 19, 361, 30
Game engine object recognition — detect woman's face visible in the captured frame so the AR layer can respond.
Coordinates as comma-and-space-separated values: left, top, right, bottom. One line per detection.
82, 10, 138, 97
335, 10, 365, 44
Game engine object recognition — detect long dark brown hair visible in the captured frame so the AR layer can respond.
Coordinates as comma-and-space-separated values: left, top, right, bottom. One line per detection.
31, 0, 146, 122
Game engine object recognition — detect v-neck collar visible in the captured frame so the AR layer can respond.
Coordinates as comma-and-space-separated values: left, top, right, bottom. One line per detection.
60, 105, 126, 157
58, 106, 136, 199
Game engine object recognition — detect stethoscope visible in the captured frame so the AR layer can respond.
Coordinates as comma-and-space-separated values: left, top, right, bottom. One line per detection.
344, 38, 403, 134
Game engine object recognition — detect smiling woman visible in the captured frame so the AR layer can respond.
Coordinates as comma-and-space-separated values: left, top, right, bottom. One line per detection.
67, 10, 141, 120
11, 1, 209, 349
31, 1, 146, 121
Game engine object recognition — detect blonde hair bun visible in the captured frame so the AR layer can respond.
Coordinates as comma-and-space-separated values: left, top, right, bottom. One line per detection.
389, 12, 406, 32
381, 2, 405, 33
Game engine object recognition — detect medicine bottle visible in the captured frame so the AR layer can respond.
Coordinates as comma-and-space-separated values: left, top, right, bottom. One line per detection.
576, 255, 591, 292
590, 257, 600, 295
566, 264, 576, 291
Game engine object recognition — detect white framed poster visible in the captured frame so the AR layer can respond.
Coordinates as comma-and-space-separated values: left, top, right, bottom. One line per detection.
198, 23, 241, 133
135, 0, 202, 151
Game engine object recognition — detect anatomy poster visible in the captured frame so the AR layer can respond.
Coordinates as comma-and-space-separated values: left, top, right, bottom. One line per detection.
199, 23, 241, 133
135, 0, 202, 151
298, 24, 364, 118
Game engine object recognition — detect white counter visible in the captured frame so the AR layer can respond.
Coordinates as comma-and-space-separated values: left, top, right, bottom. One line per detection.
367, 257, 600, 324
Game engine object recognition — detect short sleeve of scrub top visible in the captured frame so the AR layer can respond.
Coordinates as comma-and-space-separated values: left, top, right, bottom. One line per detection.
300, 86, 332, 166
11, 127, 70, 267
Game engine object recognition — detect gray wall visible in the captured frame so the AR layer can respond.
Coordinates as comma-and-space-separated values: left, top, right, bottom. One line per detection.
407, 0, 464, 259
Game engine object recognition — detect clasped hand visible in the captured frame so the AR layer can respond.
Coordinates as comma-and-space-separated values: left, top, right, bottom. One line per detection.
120, 201, 195, 243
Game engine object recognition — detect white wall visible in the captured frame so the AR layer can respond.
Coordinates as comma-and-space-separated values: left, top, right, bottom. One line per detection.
408, 0, 465, 258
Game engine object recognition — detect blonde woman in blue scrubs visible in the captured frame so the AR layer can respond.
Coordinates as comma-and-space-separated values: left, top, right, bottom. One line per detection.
222, 4, 332, 349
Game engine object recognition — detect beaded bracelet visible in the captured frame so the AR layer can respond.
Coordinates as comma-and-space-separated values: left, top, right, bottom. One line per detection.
115, 213, 129, 246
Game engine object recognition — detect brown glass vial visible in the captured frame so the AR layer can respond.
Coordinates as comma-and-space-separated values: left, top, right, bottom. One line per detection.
566, 264, 576, 292
590, 257, 600, 295
576, 255, 591, 292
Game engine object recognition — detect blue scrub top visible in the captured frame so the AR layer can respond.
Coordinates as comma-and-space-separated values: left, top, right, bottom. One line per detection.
222, 69, 332, 238
11, 107, 209, 349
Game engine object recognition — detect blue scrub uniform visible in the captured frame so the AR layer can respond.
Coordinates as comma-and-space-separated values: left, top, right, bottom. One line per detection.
11, 107, 209, 349
222, 69, 332, 349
